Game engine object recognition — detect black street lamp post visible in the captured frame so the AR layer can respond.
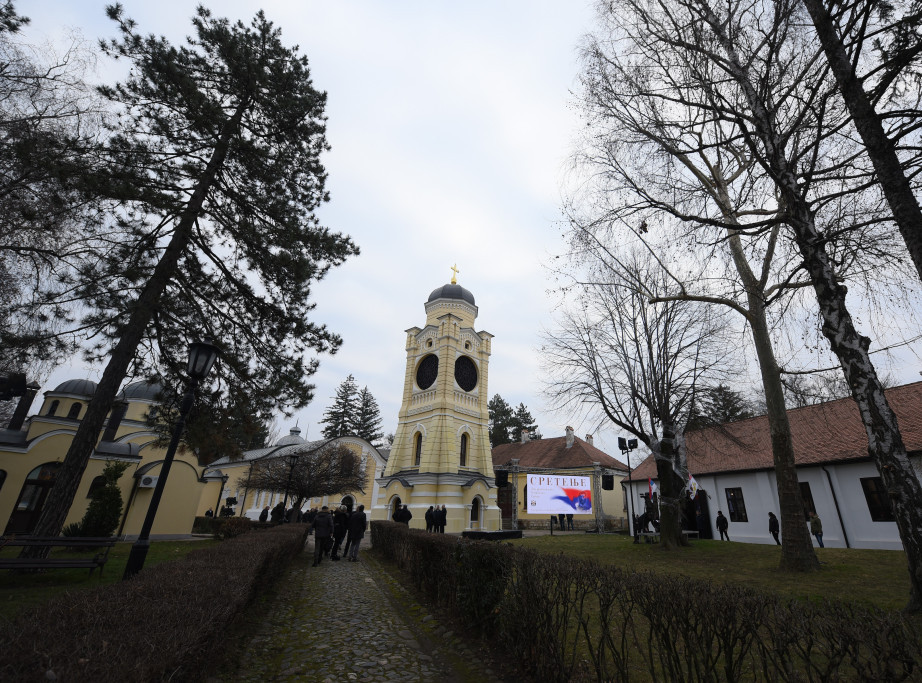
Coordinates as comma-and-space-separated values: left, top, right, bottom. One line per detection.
281, 452, 299, 522
618, 437, 638, 539
123, 340, 219, 579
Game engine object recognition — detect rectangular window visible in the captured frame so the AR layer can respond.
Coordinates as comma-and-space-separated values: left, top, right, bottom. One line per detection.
725, 487, 748, 523
861, 477, 895, 522
799, 482, 817, 520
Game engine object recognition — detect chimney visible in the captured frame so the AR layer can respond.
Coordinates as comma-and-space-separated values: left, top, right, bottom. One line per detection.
7, 382, 39, 431
520, 429, 530, 443
565, 426, 574, 448
586, 434, 594, 446
101, 401, 128, 442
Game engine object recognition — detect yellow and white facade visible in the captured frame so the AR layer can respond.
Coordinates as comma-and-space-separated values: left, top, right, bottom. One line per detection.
372, 279, 501, 532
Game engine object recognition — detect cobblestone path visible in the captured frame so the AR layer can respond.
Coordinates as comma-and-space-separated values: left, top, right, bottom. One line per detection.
231, 536, 503, 682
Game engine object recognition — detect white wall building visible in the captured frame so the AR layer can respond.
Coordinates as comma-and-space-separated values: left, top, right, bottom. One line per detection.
626, 382, 922, 550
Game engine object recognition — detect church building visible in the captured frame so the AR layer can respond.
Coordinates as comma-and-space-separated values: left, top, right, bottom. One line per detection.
372, 274, 501, 532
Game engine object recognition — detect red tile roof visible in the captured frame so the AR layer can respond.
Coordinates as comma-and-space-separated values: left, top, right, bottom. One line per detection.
492, 435, 629, 471
631, 381, 922, 481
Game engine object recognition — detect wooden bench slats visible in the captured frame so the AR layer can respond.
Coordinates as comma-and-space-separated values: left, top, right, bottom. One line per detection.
0, 536, 116, 575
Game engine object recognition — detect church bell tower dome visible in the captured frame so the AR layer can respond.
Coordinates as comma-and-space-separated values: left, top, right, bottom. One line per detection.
372, 266, 500, 533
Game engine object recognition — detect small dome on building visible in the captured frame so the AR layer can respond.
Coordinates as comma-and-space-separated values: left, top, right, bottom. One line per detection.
276, 427, 306, 446
52, 379, 98, 397
427, 283, 475, 306
119, 380, 164, 402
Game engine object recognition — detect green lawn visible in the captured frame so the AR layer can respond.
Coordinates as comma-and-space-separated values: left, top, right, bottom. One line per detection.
510, 533, 911, 612
0, 539, 216, 620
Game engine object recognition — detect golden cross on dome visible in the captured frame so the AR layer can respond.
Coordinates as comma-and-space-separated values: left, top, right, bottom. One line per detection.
450, 263, 460, 284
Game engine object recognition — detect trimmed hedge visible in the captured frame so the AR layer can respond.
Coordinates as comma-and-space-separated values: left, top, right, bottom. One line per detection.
371, 521, 921, 682
0, 524, 308, 682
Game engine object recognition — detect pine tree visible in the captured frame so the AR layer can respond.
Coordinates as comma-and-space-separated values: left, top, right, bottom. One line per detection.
353, 386, 384, 445
26, 6, 358, 546
510, 402, 540, 441
488, 394, 514, 446
320, 375, 358, 438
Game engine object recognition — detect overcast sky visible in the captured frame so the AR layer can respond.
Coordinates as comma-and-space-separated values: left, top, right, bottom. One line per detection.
20, 1, 613, 450
18, 1, 922, 461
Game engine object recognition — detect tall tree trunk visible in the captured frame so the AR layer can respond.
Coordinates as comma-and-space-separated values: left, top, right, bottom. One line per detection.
727, 231, 819, 571
702, 2, 922, 611
800, 0, 922, 283
653, 428, 689, 550
22, 100, 248, 556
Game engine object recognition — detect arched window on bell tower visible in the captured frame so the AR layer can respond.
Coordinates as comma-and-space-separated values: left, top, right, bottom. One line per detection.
460, 433, 468, 467
414, 432, 422, 467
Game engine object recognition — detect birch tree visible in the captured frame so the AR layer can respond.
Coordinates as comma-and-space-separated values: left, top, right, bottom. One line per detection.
590, 0, 922, 610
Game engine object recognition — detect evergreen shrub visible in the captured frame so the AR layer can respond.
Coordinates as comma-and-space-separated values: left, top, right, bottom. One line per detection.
0, 524, 308, 682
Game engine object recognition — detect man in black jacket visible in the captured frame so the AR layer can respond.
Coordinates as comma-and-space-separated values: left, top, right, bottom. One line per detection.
311, 506, 334, 566
346, 504, 367, 562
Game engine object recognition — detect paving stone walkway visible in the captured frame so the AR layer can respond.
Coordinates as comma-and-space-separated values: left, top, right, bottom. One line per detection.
231, 535, 504, 683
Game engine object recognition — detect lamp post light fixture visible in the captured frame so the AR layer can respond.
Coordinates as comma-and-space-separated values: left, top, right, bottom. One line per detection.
618, 437, 638, 538
123, 340, 219, 580
281, 452, 299, 522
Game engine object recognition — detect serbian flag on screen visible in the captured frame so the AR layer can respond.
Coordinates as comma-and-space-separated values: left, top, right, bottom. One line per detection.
688, 473, 699, 499
649, 479, 658, 497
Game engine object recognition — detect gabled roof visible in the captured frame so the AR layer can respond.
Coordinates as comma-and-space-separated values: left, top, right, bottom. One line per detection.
631, 381, 922, 481
493, 435, 629, 472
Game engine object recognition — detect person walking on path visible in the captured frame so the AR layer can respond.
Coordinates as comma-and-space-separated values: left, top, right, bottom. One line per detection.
270, 501, 285, 524
768, 512, 781, 545
716, 511, 730, 541
258, 506, 269, 523
425, 505, 435, 532
810, 511, 824, 548
311, 506, 334, 566
347, 504, 367, 562
566, 513, 574, 530
330, 504, 349, 561
394, 504, 412, 525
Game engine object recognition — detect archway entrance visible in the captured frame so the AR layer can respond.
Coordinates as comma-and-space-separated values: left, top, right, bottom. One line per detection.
390, 496, 402, 521
470, 497, 482, 530
340, 495, 355, 513
5, 462, 61, 534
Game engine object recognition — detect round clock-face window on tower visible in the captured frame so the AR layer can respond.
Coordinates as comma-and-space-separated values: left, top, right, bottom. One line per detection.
416, 354, 439, 390
454, 355, 478, 392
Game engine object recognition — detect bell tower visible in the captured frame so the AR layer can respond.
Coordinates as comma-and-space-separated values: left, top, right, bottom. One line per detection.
373, 271, 500, 532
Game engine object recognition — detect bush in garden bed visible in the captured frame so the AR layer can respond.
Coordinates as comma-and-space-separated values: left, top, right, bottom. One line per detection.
370, 521, 921, 682
0, 524, 307, 682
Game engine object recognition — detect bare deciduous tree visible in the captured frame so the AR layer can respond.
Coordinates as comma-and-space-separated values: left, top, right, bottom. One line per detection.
543, 252, 730, 549
242, 442, 366, 511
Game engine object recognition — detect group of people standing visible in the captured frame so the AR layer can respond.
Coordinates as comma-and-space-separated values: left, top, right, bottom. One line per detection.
424, 505, 447, 533
309, 503, 368, 566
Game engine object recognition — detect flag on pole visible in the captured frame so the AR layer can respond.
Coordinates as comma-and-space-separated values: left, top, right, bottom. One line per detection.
688, 473, 699, 499
649, 478, 658, 497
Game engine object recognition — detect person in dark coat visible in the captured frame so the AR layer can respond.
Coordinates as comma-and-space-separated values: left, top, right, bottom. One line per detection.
204, 508, 214, 518
259, 506, 269, 523
346, 504, 367, 562
716, 511, 730, 541
331, 505, 349, 560
395, 505, 412, 525
425, 506, 435, 532
311, 506, 334, 566
768, 512, 780, 545
566, 513, 574, 530
270, 501, 285, 524
437, 504, 447, 533
558, 512, 566, 530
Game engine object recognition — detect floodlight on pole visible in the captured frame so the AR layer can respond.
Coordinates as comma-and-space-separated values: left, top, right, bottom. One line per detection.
123, 340, 219, 579
619, 437, 638, 539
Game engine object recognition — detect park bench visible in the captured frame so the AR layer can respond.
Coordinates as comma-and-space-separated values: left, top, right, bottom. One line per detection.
0, 536, 117, 575
638, 531, 660, 543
